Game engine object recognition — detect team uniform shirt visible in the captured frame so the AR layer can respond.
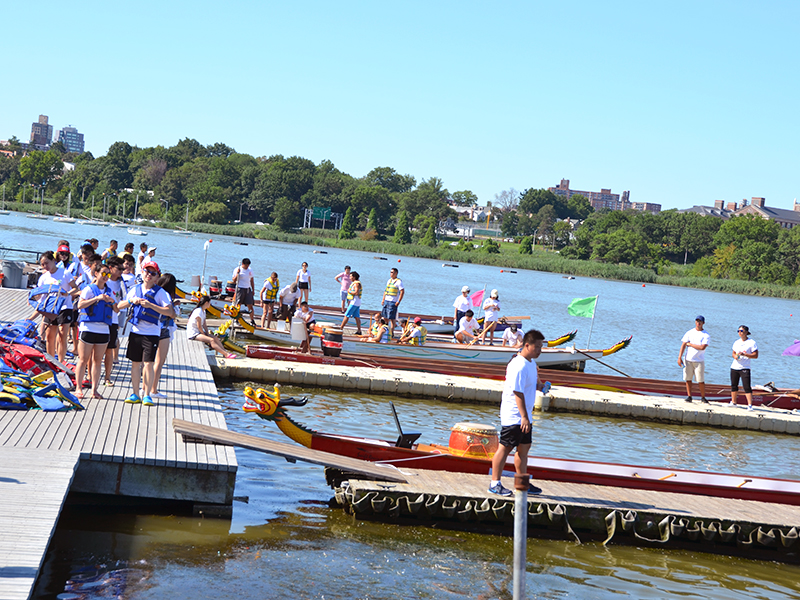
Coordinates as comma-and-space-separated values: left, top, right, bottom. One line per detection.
299, 308, 315, 324
233, 266, 254, 289
187, 306, 206, 340
136, 251, 147, 275
682, 328, 710, 362
125, 285, 171, 337
731, 338, 758, 370
279, 285, 302, 307
383, 278, 404, 302
453, 294, 470, 313
500, 353, 539, 426
106, 278, 128, 327
78, 285, 114, 334
483, 298, 501, 322
502, 328, 523, 346
296, 269, 311, 284
37, 267, 72, 298
457, 316, 480, 336
121, 272, 136, 291
337, 272, 352, 292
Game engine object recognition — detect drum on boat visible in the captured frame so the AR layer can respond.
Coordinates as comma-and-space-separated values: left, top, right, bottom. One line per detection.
209, 279, 222, 296
448, 422, 498, 458
321, 326, 344, 357
225, 280, 237, 296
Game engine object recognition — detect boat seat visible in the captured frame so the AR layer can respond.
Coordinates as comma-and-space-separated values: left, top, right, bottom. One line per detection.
390, 401, 422, 449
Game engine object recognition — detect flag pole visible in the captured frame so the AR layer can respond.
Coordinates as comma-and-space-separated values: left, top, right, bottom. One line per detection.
586, 295, 598, 348
477, 285, 487, 320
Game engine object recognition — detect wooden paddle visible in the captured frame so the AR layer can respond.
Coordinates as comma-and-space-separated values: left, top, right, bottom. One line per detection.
572, 349, 631, 378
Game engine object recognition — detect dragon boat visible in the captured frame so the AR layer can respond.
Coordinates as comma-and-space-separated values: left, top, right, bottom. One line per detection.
242, 385, 800, 506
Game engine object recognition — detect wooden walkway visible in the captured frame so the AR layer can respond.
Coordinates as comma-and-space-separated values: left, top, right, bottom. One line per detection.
0, 447, 80, 600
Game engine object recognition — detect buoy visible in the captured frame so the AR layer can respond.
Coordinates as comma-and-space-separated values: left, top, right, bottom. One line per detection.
500, 270, 504, 273
642, 284, 646, 287
398, 259, 401, 262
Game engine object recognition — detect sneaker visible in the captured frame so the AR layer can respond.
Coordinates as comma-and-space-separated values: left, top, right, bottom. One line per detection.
488, 483, 512, 497
143, 395, 155, 407
152, 392, 167, 399
126, 394, 141, 404
684, 397, 693, 403
729, 401, 735, 406
747, 405, 754, 411
528, 483, 542, 494
700, 398, 709, 404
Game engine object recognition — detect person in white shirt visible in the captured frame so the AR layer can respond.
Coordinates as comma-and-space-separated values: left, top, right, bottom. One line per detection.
454, 310, 480, 343
187, 295, 234, 358
730, 325, 758, 410
295, 262, 311, 303
488, 329, 549, 497
501, 324, 523, 347
102, 256, 127, 385
232, 258, 256, 323
135, 242, 149, 277
279, 282, 302, 330
480, 289, 501, 345
34, 250, 76, 362
452, 286, 471, 334
678, 315, 711, 403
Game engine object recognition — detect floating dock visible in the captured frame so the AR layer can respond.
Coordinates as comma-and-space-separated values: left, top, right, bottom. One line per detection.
211, 356, 800, 435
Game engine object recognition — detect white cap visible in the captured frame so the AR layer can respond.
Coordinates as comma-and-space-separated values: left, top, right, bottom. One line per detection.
148, 247, 157, 253
462, 285, 470, 293
490, 289, 498, 298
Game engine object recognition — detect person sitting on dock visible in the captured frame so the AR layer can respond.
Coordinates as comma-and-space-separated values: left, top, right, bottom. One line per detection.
278, 282, 302, 331
454, 310, 480, 344
187, 295, 236, 359
489, 329, 547, 497
502, 324, 523, 347
340, 271, 362, 334
397, 317, 427, 345
678, 315, 710, 404
259, 272, 280, 330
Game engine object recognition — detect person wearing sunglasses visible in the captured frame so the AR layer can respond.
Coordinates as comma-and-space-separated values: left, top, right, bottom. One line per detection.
117, 261, 174, 407
75, 263, 118, 400
730, 325, 758, 410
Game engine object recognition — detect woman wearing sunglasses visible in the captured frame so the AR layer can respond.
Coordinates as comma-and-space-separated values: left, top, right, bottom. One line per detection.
730, 325, 758, 410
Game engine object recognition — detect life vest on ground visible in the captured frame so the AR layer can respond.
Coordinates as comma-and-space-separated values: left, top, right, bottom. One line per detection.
385, 278, 400, 297
409, 325, 427, 346
346, 281, 361, 301
78, 284, 114, 326
129, 285, 163, 326
263, 278, 279, 302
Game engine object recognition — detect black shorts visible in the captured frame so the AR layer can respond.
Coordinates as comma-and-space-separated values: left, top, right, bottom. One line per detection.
72, 308, 79, 325
80, 330, 110, 345
235, 287, 254, 306
731, 368, 752, 393
126, 332, 160, 363
499, 424, 532, 448
45, 308, 74, 326
298, 281, 309, 290
280, 304, 296, 320
159, 326, 171, 340
108, 324, 119, 349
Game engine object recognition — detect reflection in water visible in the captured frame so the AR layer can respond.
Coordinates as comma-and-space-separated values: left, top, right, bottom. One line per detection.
34, 384, 800, 599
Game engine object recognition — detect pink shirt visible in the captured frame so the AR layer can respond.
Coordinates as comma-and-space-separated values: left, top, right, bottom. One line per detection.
336, 272, 352, 292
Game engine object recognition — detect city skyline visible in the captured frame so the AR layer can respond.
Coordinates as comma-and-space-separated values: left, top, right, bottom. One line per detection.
3, 2, 799, 212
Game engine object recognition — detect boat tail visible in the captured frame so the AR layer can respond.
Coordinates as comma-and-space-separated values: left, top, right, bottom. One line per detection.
601, 335, 632, 356
546, 330, 577, 347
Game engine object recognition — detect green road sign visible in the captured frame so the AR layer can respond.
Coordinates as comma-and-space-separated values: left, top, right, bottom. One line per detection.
312, 207, 331, 220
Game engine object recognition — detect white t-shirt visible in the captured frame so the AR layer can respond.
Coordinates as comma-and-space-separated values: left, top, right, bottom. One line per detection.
125, 285, 171, 337
78, 285, 113, 334
502, 328, 523, 346
280, 285, 301, 306
106, 278, 127, 327
731, 338, 758, 370
457, 316, 480, 336
682, 328, 710, 362
36, 267, 73, 312
483, 297, 501, 322
296, 269, 311, 283
234, 266, 253, 289
453, 294, 470, 312
500, 353, 539, 427
136, 251, 146, 275
187, 306, 206, 340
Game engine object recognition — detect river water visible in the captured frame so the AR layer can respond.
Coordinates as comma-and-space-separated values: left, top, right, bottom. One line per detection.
1, 212, 799, 598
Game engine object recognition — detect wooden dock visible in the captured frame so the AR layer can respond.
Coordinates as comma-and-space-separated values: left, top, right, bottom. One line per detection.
330, 467, 800, 563
212, 356, 800, 436
0, 447, 80, 600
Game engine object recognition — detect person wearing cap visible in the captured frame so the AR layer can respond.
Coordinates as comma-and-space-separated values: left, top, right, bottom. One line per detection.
453, 286, 471, 334
398, 316, 427, 345
118, 259, 174, 407
730, 325, 758, 411
502, 323, 523, 347
678, 315, 711, 403
232, 258, 256, 325
479, 289, 502, 345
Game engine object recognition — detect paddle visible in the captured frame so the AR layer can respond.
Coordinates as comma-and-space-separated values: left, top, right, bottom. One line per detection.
572, 349, 632, 378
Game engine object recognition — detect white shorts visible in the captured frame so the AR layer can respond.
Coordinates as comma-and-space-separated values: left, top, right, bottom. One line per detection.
683, 361, 705, 383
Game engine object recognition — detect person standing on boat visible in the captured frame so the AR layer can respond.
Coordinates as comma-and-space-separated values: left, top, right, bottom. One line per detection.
678, 315, 710, 403
295, 262, 311, 304
489, 329, 548, 497
335, 266, 353, 313
232, 258, 256, 325
340, 271, 363, 334
259, 272, 280, 329
381, 268, 404, 337
452, 286, 470, 334
502, 324, 523, 347
730, 325, 758, 410
479, 289, 501, 345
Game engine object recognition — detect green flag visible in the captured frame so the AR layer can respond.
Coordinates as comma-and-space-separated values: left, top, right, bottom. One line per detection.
567, 296, 597, 318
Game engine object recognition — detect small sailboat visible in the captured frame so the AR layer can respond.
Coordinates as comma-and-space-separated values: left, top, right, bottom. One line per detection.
173, 201, 192, 234
53, 192, 76, 223
0, 184, 9, 215
27, 188, 49, 219
128, 194, 147, 235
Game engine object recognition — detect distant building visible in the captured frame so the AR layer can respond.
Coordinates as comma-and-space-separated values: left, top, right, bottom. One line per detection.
679, 200, 735, 219
30, 115, 53, 149
55, 126, 85, 153
734, 197, 800, 230
547, 179, 659, 213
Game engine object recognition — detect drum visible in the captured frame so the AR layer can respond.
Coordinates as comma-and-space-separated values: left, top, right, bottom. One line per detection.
448, 422, 498, 458
209, 279, 222, 296
321, 327, 344, 357
225, 280, 237, 296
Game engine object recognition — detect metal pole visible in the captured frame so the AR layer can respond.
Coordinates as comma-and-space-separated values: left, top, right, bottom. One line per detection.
513, 473, 529, 600
586, 295, 599, 349
201, 239, 212, 293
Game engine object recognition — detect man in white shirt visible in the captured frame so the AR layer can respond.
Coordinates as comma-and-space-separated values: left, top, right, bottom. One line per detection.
501, 324, 523, 347
489, 329, 549, 497
454, 310, 480, 343
678, 315, 711, 403
232, 258, 256, 324
278, 282, 302, 330
452, 286, 471, 334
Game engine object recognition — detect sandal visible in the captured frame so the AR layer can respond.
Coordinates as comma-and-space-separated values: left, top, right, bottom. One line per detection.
93, 392, 103, 399
225, 353, 237, 359
104, 380, 114, 387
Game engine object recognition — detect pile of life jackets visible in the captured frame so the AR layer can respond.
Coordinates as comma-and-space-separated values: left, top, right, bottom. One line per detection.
0, 320, 83, 412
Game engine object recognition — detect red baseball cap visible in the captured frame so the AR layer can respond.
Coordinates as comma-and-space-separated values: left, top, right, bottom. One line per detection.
414, 317, 422, 324
57, 245, 70, 253
142, 260, 160, 274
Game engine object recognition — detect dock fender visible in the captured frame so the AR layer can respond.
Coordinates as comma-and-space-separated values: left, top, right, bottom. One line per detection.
490, 498, 511, 520
457, 501, 475, 522
441, 497, 460, 519
780, 526, 799, 548
424, 494, 443, 517
371, 494, 389, 514
720, 523, 740, 544
756, 527, 778, 547
351, 491, 377, 514
700, 521, 722, 542
633, 515, 674, 544
670, 517, 689, 538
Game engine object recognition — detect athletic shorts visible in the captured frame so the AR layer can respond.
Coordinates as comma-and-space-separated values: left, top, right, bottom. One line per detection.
45, 308, 74, 326
344, 303, 361, 319
298, 281, 309, 290
280, 304, 296, 320
235, 287, 254, 306
108, 324, 119, 349
731, 368, 752, 393
80, 331, 110, 345
683, 360, 705, 383
126, 332, 160, 363
72, 308, 80, 324
381, 301, 398, 321
499, 424, 532, 448
159, 326, 171, 340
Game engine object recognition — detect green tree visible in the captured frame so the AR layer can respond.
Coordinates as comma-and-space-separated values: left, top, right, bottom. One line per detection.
480, 237, 501, 254
393, 210, 411, 244
366, 208, 379, 233
712, 244, 736, 279
451, 190, 478, 206
778, 226, 800, 279
191, 200, 229, 224
501, 211, 518, 237
364, 166, 415, 193
518, 188, 567, 218
566, 193, 594, 220
455, 238, 473, 252
519, 236, 533, 254
591, 229, 649, 265
272, 197, 301, 231
339, 206, 356, 239
714, 214, 780, 249
552, 221, 573, 249
18, 150, 64, 185
421, 221, 437, 247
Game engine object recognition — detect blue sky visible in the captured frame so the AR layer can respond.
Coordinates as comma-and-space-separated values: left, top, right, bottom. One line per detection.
3, 1, 799, 211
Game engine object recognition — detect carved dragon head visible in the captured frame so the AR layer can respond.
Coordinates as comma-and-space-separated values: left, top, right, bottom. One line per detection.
242, 384, 308, 420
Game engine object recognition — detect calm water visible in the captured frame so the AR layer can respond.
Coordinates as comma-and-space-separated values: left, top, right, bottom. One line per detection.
3, 212, 800, 598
